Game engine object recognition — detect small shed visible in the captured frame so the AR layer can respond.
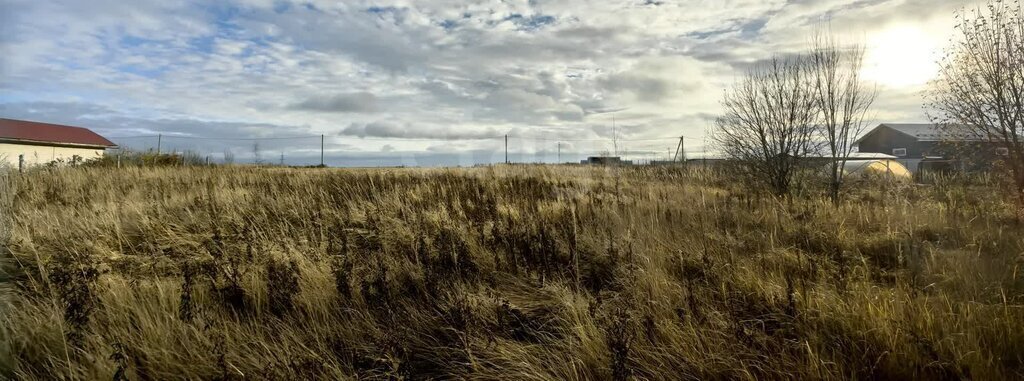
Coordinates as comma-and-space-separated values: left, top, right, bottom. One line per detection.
0, 118, 117, 167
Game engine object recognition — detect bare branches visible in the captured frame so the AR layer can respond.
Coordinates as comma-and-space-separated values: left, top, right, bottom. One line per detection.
715, 28, 877, 199
714, 55, 818, 196
929, 0, 1024, 203
809, 29, 877, 203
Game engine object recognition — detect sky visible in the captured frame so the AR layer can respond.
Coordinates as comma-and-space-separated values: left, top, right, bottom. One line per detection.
0, 0, 974, 166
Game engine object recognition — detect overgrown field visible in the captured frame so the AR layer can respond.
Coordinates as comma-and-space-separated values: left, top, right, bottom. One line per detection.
1, 165, 1022, 380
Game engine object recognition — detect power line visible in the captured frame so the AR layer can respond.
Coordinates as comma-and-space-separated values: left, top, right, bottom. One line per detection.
107, 133, 698, 143
108, 134, 322, 141
507, 135, 694, 142
347, 136, 503, 142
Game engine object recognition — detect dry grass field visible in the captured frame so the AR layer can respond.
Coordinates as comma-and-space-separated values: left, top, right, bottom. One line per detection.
1, 165, 1023, 380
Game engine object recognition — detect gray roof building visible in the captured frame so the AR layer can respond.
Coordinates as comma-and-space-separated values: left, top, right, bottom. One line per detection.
855, 123, 982, 144
855, 123, 1001, 173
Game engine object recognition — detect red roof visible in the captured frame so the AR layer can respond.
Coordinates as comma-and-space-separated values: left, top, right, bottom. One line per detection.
0, 118, 116, 147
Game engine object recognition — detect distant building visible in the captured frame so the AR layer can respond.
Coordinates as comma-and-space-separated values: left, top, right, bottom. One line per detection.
854, 123, 1004, 173
0, 118, 117, 167
581, 156, 632, 165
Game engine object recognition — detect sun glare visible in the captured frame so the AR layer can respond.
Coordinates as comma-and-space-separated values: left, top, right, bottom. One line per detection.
862, 25, 943, 88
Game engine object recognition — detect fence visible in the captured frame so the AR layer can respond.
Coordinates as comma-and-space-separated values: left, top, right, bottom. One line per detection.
106, 133, 706, 168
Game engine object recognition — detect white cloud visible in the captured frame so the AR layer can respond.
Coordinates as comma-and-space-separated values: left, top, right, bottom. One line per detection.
0, 0, 975, 165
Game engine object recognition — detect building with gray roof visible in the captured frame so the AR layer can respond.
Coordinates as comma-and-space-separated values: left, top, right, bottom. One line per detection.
855, 123, 1003, 173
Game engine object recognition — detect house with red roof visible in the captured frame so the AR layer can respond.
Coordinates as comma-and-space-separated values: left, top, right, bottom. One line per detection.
0, 118, 118, 167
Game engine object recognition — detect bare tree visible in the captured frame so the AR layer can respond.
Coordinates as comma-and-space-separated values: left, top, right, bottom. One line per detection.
809, 30, 877, 204
223, 149, 235, 165
714, 55, 819, 196
929, 0, 1024, 205
253, 142, 262, 165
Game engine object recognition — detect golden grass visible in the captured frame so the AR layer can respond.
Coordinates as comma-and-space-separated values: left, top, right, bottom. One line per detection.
1, 164, 1022, 380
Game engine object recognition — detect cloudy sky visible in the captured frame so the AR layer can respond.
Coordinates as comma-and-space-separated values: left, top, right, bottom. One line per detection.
0, 0, 973, 166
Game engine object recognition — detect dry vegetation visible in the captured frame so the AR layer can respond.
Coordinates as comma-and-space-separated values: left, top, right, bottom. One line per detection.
1, 165, 1023, 380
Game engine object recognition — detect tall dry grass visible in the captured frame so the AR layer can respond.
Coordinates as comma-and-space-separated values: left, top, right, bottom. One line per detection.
1, 164, 1022, 380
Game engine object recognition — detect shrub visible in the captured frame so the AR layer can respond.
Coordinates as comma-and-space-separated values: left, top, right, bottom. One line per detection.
47, 251, 101, 347
266, 258, 300, 317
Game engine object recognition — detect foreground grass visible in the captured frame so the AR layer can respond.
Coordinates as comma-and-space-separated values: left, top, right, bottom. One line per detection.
1, 165, 1022, 380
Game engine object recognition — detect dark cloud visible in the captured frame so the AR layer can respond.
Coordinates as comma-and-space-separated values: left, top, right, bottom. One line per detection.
289, 92, 380, 113
341, 120, 502, 140
500, 13, 557, 31
598, 74, 674, 103
416, 79, 463, 101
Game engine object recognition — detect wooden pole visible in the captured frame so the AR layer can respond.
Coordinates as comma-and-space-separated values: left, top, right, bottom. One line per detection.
320, 134, 325, 167
612, 115, 617, 157
702, 127, 707, 167
557, 142, 561, 164
505, 134, 508, 164
673, 135, 687, 163
18, 154, 24, 173
156, 134, 162, 156
680, 136, 686, 162
674, 138, 680, 162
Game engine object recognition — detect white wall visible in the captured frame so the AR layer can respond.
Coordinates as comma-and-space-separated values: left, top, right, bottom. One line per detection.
0, 143, 106, 167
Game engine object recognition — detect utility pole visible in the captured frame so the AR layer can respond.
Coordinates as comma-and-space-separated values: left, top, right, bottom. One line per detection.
673, 136, 686, 163
320, 134, 325, 167
557, 142, 561, 164
680, 136, 685, 162
156, 134, 162, 156
702, 126, 707, 167
612, 116, 618, 157
504, 134, 508, 164
280, 152, 285, 166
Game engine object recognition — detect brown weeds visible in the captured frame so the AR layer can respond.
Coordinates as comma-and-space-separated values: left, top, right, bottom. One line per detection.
1, 165, 1022, 380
